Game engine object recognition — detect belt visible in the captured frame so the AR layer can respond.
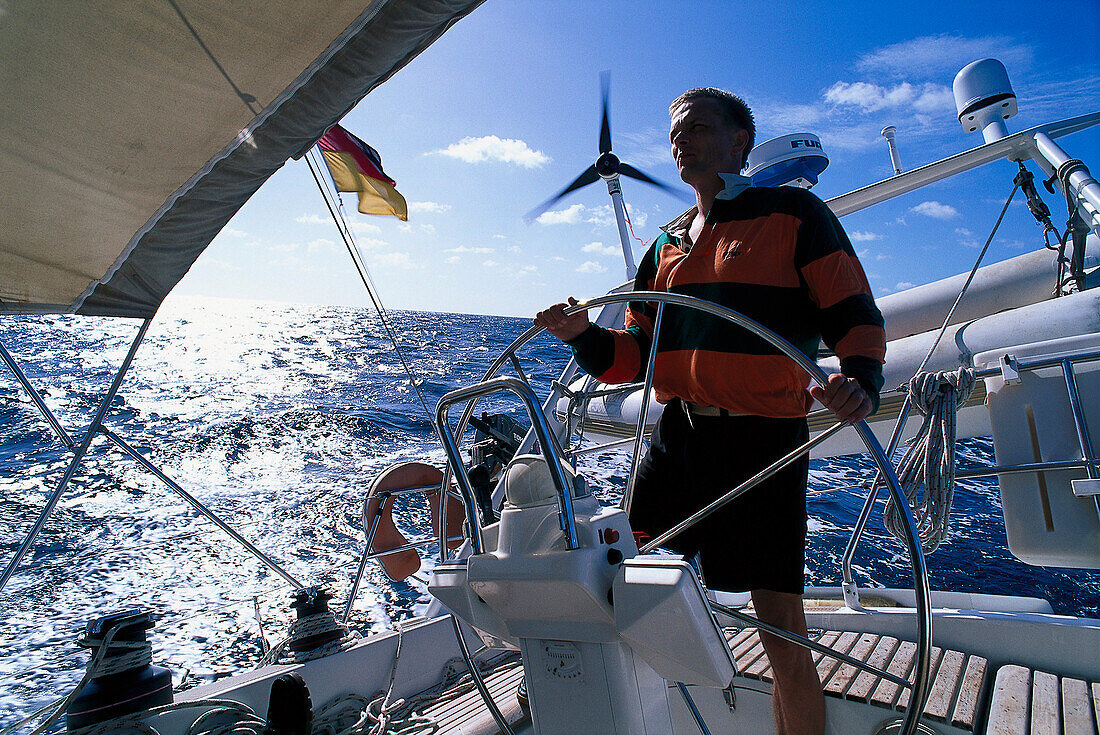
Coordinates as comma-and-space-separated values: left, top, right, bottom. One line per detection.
682, 400, 744, 418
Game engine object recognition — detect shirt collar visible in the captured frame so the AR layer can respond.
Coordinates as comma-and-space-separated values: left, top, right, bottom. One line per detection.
661, 172, 754, 238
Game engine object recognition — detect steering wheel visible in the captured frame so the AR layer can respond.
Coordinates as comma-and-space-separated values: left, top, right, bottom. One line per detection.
438, 291, 933, 735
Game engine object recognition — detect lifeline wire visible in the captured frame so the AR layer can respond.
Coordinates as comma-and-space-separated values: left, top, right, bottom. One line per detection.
304, 149, 436, 427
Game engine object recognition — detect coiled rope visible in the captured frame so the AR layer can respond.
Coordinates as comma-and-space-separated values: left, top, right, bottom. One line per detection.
884, 368, 976, 553
877, 176, 1020, 554
256, 610, 362, 667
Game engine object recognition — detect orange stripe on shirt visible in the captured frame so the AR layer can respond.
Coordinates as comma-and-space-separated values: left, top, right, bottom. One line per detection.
653, 351, 814, 418
834, 324, 887, 362
800, 249, 873, 309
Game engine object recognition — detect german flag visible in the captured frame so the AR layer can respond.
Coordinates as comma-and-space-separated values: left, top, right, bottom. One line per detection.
317, 124, 408, 221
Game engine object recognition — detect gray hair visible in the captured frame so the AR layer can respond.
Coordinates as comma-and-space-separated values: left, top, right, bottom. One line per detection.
670, 88, 756, 169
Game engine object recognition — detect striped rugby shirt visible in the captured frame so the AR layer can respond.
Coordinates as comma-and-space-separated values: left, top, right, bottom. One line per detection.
567, 178, 886, 418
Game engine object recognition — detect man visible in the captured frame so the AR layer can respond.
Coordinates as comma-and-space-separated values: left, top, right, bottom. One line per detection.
534, 88, 885, 735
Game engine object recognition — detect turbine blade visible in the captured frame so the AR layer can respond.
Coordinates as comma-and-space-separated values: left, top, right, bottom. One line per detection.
619, 163, 692, 201
599, 70, 612, 154
524, 165, 600, 222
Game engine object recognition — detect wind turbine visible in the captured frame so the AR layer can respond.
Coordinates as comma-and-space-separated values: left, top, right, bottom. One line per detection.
525, 71, 688, 280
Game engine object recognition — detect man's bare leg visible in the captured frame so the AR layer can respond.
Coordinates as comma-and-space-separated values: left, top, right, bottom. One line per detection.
752, 589, 825, 735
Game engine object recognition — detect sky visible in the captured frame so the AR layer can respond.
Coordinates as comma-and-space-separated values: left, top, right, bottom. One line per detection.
171, 0, 1100, 317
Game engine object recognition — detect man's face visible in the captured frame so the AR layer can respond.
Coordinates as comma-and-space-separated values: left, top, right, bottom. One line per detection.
669, 98, 748, 188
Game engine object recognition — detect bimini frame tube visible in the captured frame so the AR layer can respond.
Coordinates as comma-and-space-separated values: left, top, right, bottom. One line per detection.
0, 340, 75, 448
0, 319, 151, 595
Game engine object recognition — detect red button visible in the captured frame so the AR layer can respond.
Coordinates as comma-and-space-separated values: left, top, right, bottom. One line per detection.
604, 528, 619, 543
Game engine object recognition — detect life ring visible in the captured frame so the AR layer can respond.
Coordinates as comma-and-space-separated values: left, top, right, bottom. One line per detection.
363, 462, 466, 582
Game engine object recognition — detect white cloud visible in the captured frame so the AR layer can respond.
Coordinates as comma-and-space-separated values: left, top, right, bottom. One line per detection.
408, 201, 452, 214
419, 224, 436, 235
431, 135, 549, 168
482, 259, 500, 267
619, 128, 675, 167
825, 81, 954, 114
222, 227, 249, 238
506, 245, 521, 254
306, 238, 336, 253
536, 202, 649, 230
587, 204, 649, 230
895, 281, 916, 291
356, 237, 389, 249
350, 221, 382, 235
536, 203, 586, 225
370, 252, 413, 269
203, 257, 241, 272
582, 241, 620, 256
577, 261, 607, 274
856, 35, 1033, 80
444, 245, 494, 254
911, 201, 959, 219
955, 227, 972, 237
849, 230, 880, 242
445, 255, 459, 264
296, 213, 329, 225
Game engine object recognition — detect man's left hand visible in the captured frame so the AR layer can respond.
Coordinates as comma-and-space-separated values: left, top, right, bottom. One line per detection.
809, 373, 872, 424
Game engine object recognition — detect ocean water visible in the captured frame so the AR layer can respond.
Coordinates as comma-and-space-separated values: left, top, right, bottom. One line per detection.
1, 296, 1097, 727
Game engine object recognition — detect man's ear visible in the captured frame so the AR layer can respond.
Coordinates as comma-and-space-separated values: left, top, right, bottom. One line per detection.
732, 128, 750, 164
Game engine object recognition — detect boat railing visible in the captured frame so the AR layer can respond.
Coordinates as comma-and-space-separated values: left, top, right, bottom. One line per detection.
841, 347, 1100, 605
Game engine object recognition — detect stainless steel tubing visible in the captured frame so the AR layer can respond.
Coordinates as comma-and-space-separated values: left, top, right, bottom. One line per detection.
0, 319, 151, 596
971, 348, 1100, 379
855, 420, 933, 735
0, 340, 75, 448
710, 600, 912, 689
842, 396, 914, 589
436, 375, 579, 553
623, 301, 664, 515
676, 682, 713, 735
1063, 359, 1098, 479
450, 615, 515, 735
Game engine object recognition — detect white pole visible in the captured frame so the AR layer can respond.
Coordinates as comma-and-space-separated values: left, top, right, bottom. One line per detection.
607, 177, 638, 280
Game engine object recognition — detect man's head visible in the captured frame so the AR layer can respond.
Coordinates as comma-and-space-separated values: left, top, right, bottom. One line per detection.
669, 88, 755, 187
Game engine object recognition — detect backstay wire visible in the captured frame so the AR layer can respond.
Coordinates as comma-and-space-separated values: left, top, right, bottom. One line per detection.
303, 148, 435, 428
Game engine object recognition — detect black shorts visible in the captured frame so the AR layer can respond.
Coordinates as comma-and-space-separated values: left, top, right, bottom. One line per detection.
628, 401, 809, 595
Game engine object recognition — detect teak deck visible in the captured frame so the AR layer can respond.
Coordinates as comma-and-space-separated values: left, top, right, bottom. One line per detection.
432, 630, 1100, 734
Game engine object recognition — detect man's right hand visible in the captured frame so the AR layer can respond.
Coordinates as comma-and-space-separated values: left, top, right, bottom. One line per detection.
534, 297, 590, 342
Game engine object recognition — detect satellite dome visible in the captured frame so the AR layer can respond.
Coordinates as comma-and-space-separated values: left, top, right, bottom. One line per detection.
745, 133, 829, 189
953, 58, 1017, 142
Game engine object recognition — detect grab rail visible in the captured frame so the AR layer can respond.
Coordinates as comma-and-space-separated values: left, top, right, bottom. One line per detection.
435, 375, 580, 552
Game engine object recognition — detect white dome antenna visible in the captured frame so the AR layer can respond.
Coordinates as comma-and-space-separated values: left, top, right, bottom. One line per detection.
745, 133, 829, 189
881, 126, 903, 175
953, 58, 1018, 144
